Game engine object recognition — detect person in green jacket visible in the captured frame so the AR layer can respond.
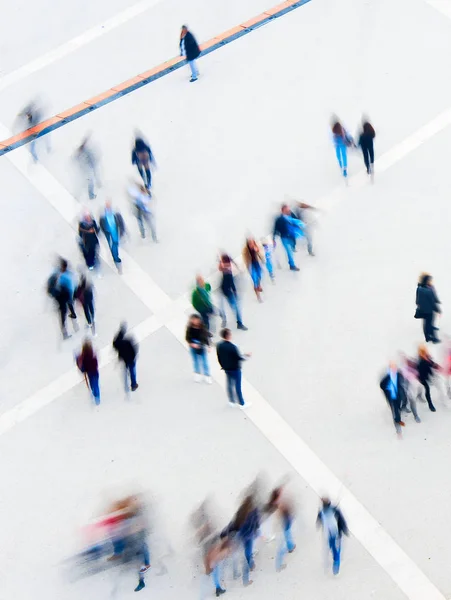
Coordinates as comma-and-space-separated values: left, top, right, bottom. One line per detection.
192, 275, 214, 332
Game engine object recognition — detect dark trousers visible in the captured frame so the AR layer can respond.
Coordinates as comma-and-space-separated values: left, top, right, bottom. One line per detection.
83, 245, 98, 269
420, 378, 435, 409
361, 143, 374, 173
422, 313, 435, 341
137, 164, 152, 189
58, 298, 76, 331
225, 370, 245, 405
389, 397, 401, 427
82, 298, 95, 325
199, 310, 212, 332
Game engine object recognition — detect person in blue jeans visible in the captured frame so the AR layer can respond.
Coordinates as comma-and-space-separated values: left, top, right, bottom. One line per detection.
218, 254, 248, 330
113, 322, 139, 392
316, 497, 349, 575
99, 201, 126, 271
185, 314, 212, 384
331, 118, 355, 180
265, 485, 296, 571
273, 205, 300, 271
76, 339, 100, 405
216, 329, 251, 409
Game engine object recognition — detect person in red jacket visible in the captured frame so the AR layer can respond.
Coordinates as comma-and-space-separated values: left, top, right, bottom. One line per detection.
76, 339, 100, 405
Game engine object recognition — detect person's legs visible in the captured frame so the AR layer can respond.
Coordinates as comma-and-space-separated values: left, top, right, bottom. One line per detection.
190, 348, 201, 374
88, 373, 100, 405
335, 144, 343, 169
144, 169, 152, 189
304, 225, 314, 255
136, 163, 147, 187
123, 364, 130, 392
58, 299, 68, 336
368, 144, 375, 172
362, 146, 370, 173
30, 139, 38, 162
225, 372, 236, 404
233, 370, 245, 406
340, 145, 348, 177
199, 311, 210, 332
148, 213, 158, 242
283, 517, 295, 552
68, 302, 77, 319
200, 349, 210, 377
281, 237, 296, 269
111, 241, 121, 264
129, 361, 138, 389
226, 294, 243, 327
423, 314, 433, 341
422, 379, 435, 411
136, 210, 146, 238
189, 60, 199, 80
87, 174, 96, 199
242, 538, 254, 585
329, 534, 341, 574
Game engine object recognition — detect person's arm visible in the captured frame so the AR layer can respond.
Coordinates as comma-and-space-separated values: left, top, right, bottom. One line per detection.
272, 218, 279, 244
216, 345, 224, 369
315, 511, 322, 529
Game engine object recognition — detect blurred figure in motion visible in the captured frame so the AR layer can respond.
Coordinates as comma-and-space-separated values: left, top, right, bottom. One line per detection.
398, 352, 421, 423
99, 200, 126, 272
47, 258, 78, 339
180, 25, 201, 82
74, 133, 101, 200
265, 485, 296, 572
218, 254, 248, 330
132, 133, 155, 190
417, 344, 439, 412
17, 99, 50, 162
273, 205, 299, 271
331, 117, 354, 181
316, 498, 348, 575
242, 237, 265, 302
293, 201, 318, 257
76, 339, 100, 405
379, 360, 406, 435
113, 322, 139, 392
186, 314, 212, 383
358, 117, 376, 180
216, 328, 251, 408
415, 273, 441, 343
261, 239, 275, 282
75, 272, 96, 335
192, 275, 215, 333
78, 210, 100, 270
128, 180, 157, 241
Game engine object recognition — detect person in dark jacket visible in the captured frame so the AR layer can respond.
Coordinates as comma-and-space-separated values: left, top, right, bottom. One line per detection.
316, 498, 349, 575
75, 273, 96, 335
417, 344, 439, 412
99, 201, 126, 271
273, 205, 300, 271
216, 328, 250, 408
186, 314, 212, 383
218, 254, 247, 330
47, 258, 78, 339
358, 118, 376, 179
180, 25, 201, 82
416, 273, 441, 343
113, 322, 139, 392
78, 211, 100, 270
380, 361, 407, 434
76, 339, 100, 405
131, 134, 155, 190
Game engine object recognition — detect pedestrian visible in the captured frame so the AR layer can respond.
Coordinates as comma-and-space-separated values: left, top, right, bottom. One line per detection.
272, 205, 300, 271
76, 339, 101, 405
379, 360, 407, 434
261, 239, 275, 282
358, 117, 376, 179
293, 201, 318, 256
128, 181, 157, 241
75, 272, 96, 335
186, 314, 212, 383
74, 134, 100, 199
131, 134, 155, 190
265, 486, 296, 572
242, 238, 265, 302
398, 353, 421, 423
218, 254, 248, 331
17, 100, 50, 162
415, 273, 441, 343
47, 258, 78, 339
417, 344, 439, 412
180, 25, 201, 82
78, 211, 100, 270
99, 201, 126, 271
331, 117, 354, 180
316, 498, 349, 575
191, 275, 215, 332
216, 328, 251, 408
203, 537, 229, 597
113, 322, 139, 392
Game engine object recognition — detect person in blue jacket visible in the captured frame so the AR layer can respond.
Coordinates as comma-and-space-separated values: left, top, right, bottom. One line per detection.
273, 205, 300, 271
180, 25, 201, 82
331, 118, 354, 180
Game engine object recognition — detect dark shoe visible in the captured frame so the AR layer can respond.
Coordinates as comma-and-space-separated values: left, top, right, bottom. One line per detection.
131, 384, 139, 392
288, 544, 296, 553
429, 404, 436, 412
289, 266, 300, 271
216, 588, 226, 597
431, 338, 441, 344
189, 77, 198, 82
134, 580, 145, 592
237, 323, 248, 331
69, 313, 77, 319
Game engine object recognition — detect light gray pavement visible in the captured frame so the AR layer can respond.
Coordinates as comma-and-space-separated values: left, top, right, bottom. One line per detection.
1, 0, 451, 599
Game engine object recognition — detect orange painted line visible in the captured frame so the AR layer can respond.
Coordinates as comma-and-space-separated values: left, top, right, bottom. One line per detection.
112, 76, 143, 92
57, 103, 91, 119
138, 64, 167, 79
214, 25, 246, 42
265, 1, 294, 15
200, 37, 221, 51
163, 56, 184, 69
85, 89, 117, 106
241, 13, 268, 29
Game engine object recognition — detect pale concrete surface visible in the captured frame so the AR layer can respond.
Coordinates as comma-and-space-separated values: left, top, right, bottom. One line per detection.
1, 0, 451, 598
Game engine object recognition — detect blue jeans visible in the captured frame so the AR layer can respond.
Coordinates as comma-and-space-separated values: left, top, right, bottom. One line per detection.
136, 210, 157, 241
106, 235, 121, 264
225, 370, 245, 405
250, 263, 262, 289
212, 564, 221, 589
281, 237, 296, 269
223, 293, 243, 326
124, 361, 137, 391
335, 144, 348, 176
275, 516, 295, 570
242, 538, 254, 585
328, 534, 341, 574
88, 372, 100, 405
189, 60, 199, 79
190, 348, 210, 376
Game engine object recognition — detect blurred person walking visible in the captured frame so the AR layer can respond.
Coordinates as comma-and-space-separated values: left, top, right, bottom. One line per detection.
186, 314, 212, 383
17, 100, 50, 162
47, 258, 78, 339
272, 205, 299, 271
74, 134, 100, 200
180, 25, 201, 82
242, 238, 265, 302
128, 181, 157, 241
398, 353, 421, 423
293, 201, 318, 256
316, 498, 349, 575
76, 339, 100, 405
415, 273, 441, 343
331, 117, 354, 180
261, 239, 275, 282
358, 118, 376, 179
99, 201, 126, 272
113, 322, 139, 392
218, 254, 248, 330
417, 344, 439, 412
216, 328, 251, 408
132, 134, 155, 190
75, 272, 96, 335
265, 486, 296, 572
379, 360, 406, 434
192, 275, 215, 332
78, 211, 100, 270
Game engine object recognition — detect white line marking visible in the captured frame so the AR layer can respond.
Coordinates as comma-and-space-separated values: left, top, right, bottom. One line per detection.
1, 103, 450, 600
0, 0, 165, 92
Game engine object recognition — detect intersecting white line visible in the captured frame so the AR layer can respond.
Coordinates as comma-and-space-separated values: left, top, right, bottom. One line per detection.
1, 101, 450, 600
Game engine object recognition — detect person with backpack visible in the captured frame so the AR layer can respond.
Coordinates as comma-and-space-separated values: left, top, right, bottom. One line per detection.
191, 275, 214, 332
180, 25, 201, 82
76, 339, 101, 405
47, 258, 78, 339
316, 497, 349, 575
112, 322, 139, 392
